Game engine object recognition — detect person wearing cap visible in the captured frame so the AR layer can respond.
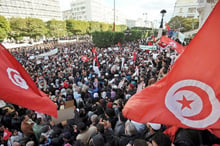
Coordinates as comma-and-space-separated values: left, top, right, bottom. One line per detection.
126, 82, 137, 96
145, 123, 162, 143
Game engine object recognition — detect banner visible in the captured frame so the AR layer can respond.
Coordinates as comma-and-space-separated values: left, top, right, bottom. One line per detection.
178, 32, 185, 43
37, 48, 58, 58
139, 45, 157, 50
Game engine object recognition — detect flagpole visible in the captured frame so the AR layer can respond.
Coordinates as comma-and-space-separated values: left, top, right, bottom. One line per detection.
113, 0, 115, 32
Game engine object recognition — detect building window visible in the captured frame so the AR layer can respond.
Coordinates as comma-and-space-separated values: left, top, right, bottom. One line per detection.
179, 8, 183, 13
207, 0, 216, 3
188, 8, 196, 13
198, 0, 204, 3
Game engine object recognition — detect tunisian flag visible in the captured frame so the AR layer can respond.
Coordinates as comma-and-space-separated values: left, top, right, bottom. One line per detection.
3, 129, 12, 140
165, 23, 171, 32
112, 22, 115, 32
92, 47, 97, 55
123, 1, 220, 131
160, 36, 185, 54
80, 55, 89, 62
0, 44, 57, 117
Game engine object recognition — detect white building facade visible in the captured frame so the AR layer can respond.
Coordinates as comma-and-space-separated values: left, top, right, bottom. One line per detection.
197, 0, 217, 28
173, 0, 199, 18
173, 0, 217, 28
66, 0, 127, 25
70, 0, 105, 22
0, 0, 62, 21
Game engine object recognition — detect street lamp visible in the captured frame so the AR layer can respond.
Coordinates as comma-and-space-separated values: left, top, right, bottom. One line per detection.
159, 9, 167, 28
157, 9, 166, 38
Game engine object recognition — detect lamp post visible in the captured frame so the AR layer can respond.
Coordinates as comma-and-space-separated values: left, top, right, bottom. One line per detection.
158, 9, 167, 38
159, 9, 167, 28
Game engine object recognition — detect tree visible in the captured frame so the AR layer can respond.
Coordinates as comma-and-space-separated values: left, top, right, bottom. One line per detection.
168, 16, 199, 32
0, 16, 10, 42
25, 17, 47, 40
46, 19, 67, 38
92, 31, 113, 48
66, 19, 89, 36
88, 21, 101, 34
100, 22, 110, 31
92, 31, 126, 48
115, 25, 127, 32
9, 17, 27, 41
113, 32, 125, 44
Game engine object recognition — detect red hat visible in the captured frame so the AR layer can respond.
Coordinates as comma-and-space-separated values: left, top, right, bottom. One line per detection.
107, 102, 113, 108
129, 83, 135, 88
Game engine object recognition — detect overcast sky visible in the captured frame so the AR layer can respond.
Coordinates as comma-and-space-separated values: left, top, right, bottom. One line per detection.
59, 0, 176, 22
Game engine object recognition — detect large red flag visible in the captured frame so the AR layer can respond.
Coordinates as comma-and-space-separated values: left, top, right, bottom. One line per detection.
0, 44, 57, 117
123, 1, 220, 132
160, 36, 185, 54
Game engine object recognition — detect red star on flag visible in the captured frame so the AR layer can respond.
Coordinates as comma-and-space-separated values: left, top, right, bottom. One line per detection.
177, 96, 194, 110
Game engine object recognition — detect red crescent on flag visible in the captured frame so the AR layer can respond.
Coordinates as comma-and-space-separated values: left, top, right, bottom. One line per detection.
174, 86, 212, 121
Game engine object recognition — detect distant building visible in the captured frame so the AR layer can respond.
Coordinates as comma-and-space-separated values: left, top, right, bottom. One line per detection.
126, 19, 136, 28
63, 10, 73, 20
197, 0, 217, 28
173, 0, 199, 18
68, 0, 105, 22
63, 0, 127, 25
0, 0, 62, 21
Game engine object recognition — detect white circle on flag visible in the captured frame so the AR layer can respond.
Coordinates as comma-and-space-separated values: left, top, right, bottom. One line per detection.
169, 42, 177, 48
165, 80, 220, 128
7, 68, 29, 89
174, 90, 203, 117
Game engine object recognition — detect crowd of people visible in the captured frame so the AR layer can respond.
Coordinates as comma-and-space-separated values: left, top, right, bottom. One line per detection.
0, 38, 220, 146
